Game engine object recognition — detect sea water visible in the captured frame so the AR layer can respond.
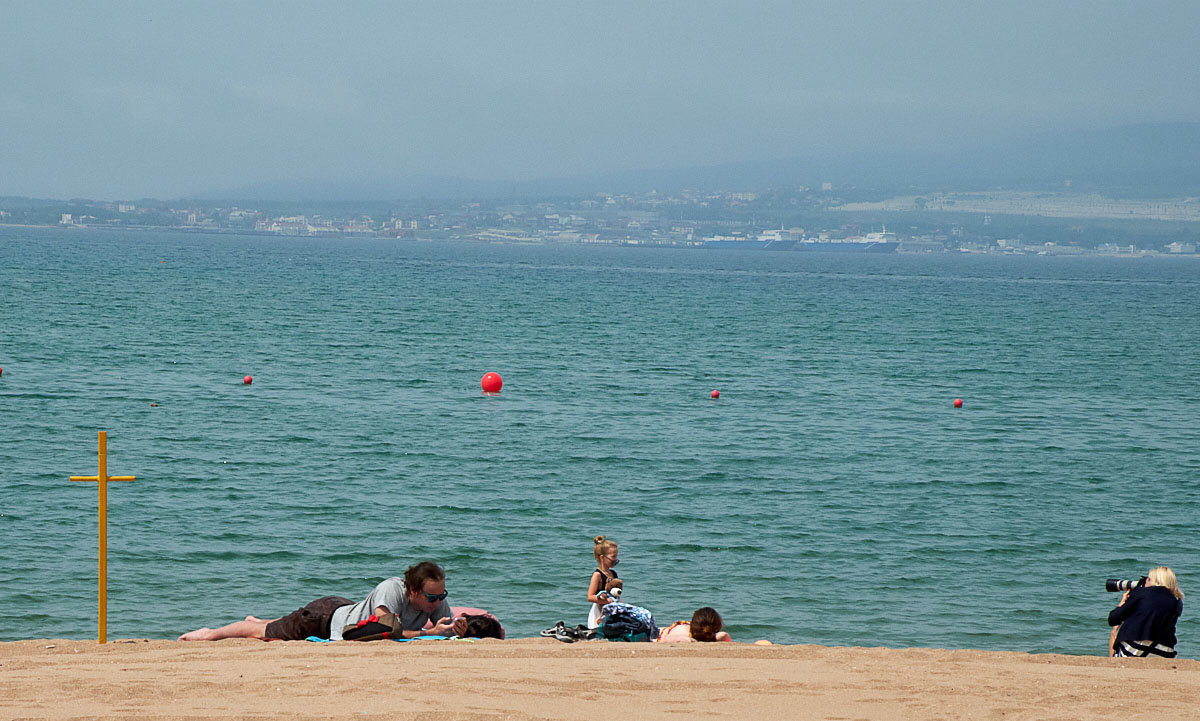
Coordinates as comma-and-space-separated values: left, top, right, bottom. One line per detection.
1, 226, 1197, 654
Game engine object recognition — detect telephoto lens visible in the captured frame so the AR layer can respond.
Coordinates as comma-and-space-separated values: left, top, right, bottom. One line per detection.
1106, 579, 1135, 592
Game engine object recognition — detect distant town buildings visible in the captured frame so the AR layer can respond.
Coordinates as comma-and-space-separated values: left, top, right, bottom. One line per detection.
4, 187, 1197, 256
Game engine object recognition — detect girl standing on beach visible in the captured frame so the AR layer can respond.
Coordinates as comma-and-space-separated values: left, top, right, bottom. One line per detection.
586, 535, 620, 628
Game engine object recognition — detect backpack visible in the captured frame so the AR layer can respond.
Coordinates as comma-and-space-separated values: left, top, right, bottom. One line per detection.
599, 602, 658, 642
341, 612, 404, 641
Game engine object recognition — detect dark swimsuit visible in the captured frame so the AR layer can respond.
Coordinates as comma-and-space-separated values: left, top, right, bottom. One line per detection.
593, 568, 619, 590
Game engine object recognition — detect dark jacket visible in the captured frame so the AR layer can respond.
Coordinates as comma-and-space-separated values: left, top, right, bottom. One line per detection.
1108, 585, 1182, 651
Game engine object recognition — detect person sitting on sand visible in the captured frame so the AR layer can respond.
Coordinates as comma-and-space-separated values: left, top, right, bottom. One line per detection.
179, 561, 457, 641
1108, 566, 1183, 658
657, 607, 733, 643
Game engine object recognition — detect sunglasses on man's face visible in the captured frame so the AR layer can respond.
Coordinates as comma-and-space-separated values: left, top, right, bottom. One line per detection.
423, 590, 448, 602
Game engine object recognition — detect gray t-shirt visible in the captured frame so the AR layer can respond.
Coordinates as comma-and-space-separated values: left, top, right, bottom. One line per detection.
328, 577, 452, 641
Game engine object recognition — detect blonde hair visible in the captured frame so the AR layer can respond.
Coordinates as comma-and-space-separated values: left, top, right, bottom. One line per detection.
1146, 566, 1184, 600
593, 535, 618, 563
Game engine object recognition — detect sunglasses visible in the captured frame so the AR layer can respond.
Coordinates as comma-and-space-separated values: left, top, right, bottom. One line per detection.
423, 590, 448, 602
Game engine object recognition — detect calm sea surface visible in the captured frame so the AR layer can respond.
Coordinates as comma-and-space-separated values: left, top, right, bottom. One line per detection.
2, 226, 1198, 654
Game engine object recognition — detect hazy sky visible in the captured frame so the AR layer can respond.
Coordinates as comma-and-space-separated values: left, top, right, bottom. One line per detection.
2, 1, 1198, 199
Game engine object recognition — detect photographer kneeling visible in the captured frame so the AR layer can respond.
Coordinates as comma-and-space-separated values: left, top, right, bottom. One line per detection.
1107, 566, 1184, 658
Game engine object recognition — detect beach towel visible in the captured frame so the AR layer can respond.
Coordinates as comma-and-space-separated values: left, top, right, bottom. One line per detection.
305, 634, 464, 643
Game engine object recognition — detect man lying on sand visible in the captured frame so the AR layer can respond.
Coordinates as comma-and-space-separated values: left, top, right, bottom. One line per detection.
179, 561, 458, 641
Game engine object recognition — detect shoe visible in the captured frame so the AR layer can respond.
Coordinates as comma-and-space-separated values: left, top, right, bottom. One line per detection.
572, 625, 597, 640
553, 629, 577, 643
560, 625, 596, 640
540, 621, 566, 638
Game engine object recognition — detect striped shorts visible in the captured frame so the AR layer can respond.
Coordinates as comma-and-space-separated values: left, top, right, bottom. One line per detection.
1114, 640, 1176, 658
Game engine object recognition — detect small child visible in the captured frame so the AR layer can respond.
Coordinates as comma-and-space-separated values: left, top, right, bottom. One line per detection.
586, 535, 620, 629
657, 607, 733, 643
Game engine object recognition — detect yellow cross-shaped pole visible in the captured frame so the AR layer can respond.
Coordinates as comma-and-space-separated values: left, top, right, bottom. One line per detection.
70, 431, 135, 644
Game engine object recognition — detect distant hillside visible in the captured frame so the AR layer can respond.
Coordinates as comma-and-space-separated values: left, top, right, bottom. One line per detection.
196, 122, 1200, 201
951, 122, 1200, 194
622, 122, 1200, 195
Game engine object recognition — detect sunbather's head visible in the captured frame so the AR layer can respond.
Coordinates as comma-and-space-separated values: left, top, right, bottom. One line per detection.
460, 614, 504, 639
689, 607, 724, 642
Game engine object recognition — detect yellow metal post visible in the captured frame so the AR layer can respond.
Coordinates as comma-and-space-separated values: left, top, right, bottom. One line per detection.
70, 431, 135, 643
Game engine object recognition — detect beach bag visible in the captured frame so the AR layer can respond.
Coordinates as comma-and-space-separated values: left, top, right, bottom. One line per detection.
342, 612, 404, 641
599, 602, 658, 642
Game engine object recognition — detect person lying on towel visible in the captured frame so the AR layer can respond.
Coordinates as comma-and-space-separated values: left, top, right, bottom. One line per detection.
178, 561, 456, 641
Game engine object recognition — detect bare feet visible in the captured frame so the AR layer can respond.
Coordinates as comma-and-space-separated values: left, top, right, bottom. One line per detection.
176, 618, 269, 641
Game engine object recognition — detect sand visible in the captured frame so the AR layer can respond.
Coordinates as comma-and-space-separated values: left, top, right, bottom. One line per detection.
2, 638, 1196, 720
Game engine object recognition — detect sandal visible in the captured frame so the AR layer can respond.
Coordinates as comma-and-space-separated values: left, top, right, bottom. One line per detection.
571, 625, 597, 640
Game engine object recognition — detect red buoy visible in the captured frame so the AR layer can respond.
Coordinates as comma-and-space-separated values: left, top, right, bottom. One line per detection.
481, 372, 502, 393
953, 398, 963, 408
243, 375, 253, 385
0, 366, 3, 377
711, 389, 719, 399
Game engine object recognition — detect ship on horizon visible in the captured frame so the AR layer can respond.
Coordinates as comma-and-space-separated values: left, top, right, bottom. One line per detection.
794, 228, 899, 253
701, 227, 899, 252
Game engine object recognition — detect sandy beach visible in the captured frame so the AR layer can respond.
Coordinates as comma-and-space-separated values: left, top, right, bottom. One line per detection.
2, 638, 1196, 721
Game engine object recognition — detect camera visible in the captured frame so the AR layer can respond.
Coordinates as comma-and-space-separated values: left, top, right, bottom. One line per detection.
1106, 577, 1147, 592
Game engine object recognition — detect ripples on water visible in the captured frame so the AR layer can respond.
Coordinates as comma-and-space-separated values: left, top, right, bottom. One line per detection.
2, 227, 1198, 654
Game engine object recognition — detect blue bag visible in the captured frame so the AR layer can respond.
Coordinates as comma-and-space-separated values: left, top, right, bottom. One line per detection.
599, 602, 659, 642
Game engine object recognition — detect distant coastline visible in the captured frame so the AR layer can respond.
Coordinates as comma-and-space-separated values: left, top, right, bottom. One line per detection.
4, 185, 1200, 256
4, 220, 1200, 259
835, 191, 1200, 223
